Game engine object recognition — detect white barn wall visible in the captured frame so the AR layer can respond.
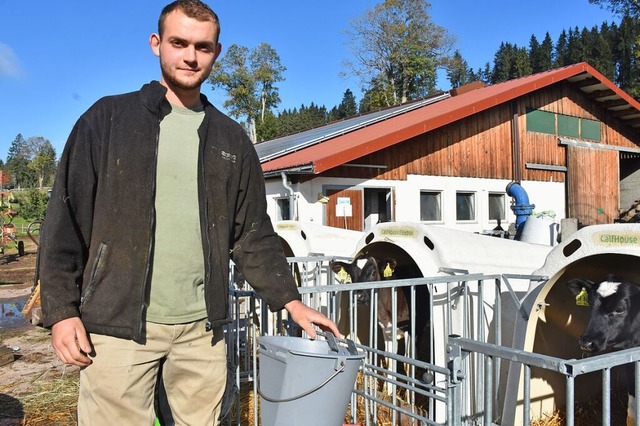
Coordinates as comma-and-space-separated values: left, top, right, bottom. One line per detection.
264, 175, 566, 234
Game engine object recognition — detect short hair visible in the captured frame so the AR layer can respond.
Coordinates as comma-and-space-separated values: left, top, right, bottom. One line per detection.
158, 0, 220, 39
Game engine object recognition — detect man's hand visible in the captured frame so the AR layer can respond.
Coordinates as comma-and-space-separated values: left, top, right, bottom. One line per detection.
284, 300, 341, 339
51, 317, 92, 367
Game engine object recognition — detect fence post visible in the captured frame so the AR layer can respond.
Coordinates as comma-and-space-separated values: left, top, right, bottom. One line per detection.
448, 337, 465, 426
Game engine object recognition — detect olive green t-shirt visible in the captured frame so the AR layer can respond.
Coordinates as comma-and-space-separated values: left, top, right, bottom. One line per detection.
146, 102, 207, 324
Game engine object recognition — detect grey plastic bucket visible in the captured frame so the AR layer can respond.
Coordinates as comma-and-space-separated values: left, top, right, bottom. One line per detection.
258, 333, 365, 426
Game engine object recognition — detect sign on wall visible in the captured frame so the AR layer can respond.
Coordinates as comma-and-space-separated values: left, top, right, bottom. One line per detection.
336, 197, 352, 217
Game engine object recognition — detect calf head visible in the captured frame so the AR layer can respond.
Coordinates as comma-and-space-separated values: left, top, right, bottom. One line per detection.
567, 275, 640, 353
330, 257, 382, 304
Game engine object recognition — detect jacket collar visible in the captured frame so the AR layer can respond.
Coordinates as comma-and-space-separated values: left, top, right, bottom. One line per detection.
140, 80, 213, 115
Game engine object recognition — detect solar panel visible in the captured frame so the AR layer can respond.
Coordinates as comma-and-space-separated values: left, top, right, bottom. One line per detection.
255, 93, 450, 163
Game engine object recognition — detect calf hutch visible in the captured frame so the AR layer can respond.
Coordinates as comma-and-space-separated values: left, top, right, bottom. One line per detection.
346, 222, 551, 421
274, 220, 362, 260
502, 223, 640, 424
257, 62, 640, 236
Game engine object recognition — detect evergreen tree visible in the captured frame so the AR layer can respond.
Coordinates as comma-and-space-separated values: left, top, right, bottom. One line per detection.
256, 109, 278, 143
567, 27, 586, 64
6, 134, 34, 189
491, 42, 514, 83
446, 50, 475, 88
539, 32, 554, 71
335, 89, 358, 119
511, 46, 532, 78
476, 62, 492, 84
589, 26, 616, 79
615, 16, 640, 96
529, 35, 543, 73
555, 29, 570, 66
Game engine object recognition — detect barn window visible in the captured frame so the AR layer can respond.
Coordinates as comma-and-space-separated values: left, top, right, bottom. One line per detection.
456, 192, 475, 221
557, 115, 580, 139
488, 193, 506, 221
420, 191, 442, 221
581, 118, 602, 141
526, 108, 602, 141
275, 197, 291, 221
526, 108, 555, 135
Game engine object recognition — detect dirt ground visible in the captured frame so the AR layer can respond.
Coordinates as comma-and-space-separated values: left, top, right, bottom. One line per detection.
0, 239, 80, 425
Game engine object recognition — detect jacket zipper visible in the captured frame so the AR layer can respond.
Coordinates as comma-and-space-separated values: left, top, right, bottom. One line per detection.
198, 123, 213, 328
136, 116, 160, 341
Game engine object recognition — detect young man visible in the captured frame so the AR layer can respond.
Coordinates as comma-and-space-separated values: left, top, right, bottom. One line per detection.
38, 1, 339, 424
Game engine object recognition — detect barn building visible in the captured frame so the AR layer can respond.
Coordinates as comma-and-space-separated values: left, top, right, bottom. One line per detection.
257, 62, 640, 236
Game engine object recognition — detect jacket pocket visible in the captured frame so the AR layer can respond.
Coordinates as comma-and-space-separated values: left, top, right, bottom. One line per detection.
80, 242, 107, 312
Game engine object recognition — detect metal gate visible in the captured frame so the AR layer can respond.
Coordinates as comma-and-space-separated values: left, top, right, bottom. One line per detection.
221, 256, 640, 425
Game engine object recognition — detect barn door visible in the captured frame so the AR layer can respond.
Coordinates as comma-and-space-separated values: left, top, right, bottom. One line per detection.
325, 189, 364, 231
566, 145, 619, 226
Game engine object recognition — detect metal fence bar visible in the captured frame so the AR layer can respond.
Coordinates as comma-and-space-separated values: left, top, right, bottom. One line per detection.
484, 354, 493, 425
450, 336, 640, 426
636, 362, 640, 426
602, 367, 611, 426
523, 364, 530, 426
566, 374, 575, 426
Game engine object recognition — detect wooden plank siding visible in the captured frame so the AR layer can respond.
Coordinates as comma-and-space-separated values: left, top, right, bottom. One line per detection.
567, 146, 619, 225
321, 103, 515, 181
317, 81, 640, 226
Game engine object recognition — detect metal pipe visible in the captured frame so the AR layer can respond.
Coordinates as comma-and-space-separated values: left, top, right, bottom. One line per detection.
506, 181, 535, 238
280, 172, 296, 220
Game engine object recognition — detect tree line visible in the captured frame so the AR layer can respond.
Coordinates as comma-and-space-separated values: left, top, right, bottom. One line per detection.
0, 134, 57, 190
3, 0, 637, 179
448, 15, 640, 98
208, 0, 640, 143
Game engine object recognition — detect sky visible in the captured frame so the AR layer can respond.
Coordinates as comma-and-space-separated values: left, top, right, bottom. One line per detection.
0, 0, 619, 161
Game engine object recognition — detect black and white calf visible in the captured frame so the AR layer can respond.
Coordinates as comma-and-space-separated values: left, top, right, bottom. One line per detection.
567, 275, 640, 426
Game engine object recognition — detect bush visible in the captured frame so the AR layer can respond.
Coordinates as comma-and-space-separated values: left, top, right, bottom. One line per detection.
14, 189, 49, 221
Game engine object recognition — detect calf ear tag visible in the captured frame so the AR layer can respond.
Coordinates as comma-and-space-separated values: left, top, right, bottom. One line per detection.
575, 288, 589, 307
383, 264, 394, 278
337, 267, 352, 283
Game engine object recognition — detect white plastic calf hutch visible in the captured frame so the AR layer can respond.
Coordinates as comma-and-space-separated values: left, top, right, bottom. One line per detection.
274, 221, 363, 317
275, 220, 362, 259
503, 223, 640, 425
352, 221, 552, 346
348, 222, 552, 422
274, 220, 362, 291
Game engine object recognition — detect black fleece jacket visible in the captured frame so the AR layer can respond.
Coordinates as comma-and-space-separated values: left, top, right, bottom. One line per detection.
38, 81, 301, 343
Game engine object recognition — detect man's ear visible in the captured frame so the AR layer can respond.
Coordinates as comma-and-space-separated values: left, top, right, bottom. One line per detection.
149, 33, 161, 57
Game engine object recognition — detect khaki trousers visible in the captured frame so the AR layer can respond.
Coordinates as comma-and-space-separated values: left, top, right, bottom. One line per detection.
78, 319, 227, 426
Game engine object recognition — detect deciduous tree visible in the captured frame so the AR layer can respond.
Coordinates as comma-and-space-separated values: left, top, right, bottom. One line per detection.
344, 0, 453, 106
589, 0, 640, 17
208, 42, 285, 143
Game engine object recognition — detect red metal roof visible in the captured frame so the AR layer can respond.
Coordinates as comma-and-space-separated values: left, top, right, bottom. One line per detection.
261, 62, 640, 175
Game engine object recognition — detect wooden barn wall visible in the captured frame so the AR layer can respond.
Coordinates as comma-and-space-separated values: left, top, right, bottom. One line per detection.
516, 81, 639, 180
567, 146, 619, 225
320, 103, 515, 181
316, 81, 640, 226
516, 82, 639, 225
319, 82, 639, 185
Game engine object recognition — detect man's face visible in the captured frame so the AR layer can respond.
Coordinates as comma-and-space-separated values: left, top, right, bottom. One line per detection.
151, 10, 221, 93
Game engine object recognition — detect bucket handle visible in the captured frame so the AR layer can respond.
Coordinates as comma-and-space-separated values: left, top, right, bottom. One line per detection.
317, 331, 359, 356
258, 359, 347, 403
